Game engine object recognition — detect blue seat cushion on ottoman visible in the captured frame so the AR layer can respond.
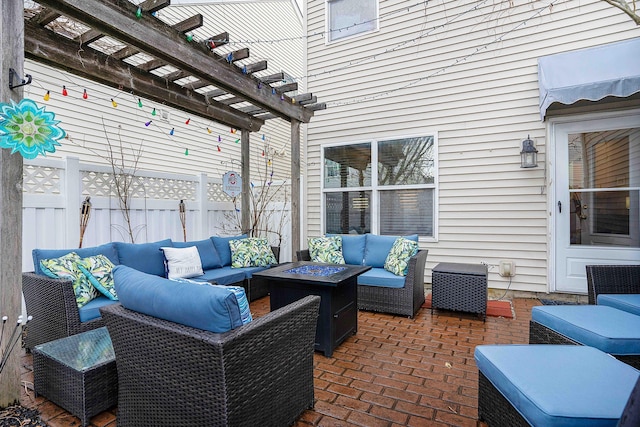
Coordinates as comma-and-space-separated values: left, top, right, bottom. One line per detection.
357, 268, 405, 288
532, 305, 640, 355
190, 266, 247, 286
78, 296, 118, 322
114, 239, 171, 277
32, 243, 119, 275
327, 234, 366, 265
364, 234, 418, 268
598, 294, 640, 317
113, 265, 243, 333
475, 344, 640, 427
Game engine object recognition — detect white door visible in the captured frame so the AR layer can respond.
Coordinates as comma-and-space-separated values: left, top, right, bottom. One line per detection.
552, 111, 640, 293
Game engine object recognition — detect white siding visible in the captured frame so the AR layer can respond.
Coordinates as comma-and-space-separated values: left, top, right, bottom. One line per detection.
305, 0, 638, 293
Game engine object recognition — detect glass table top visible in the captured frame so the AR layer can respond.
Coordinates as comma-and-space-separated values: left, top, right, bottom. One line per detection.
34, 327, 114, 372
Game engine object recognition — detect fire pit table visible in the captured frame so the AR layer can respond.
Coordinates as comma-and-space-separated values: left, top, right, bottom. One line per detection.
253, 261, 370, 357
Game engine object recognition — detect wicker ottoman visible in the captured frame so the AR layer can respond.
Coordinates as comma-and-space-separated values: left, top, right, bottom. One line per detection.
33, 327, 117, 427
431, 262, 487, 320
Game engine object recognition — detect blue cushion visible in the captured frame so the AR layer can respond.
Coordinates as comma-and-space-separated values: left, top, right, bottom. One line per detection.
364, 234, 417, 268
190, 266, 247, 286
598, 294, 640, 317
32, 243, 119, 275
78, 296, 118, 322
114, 239, 171, 277
357, 268, 406, 288
211, 234, 247, 267
475, 344, 639, 427
531, 305, 640, 355
327, 234, 366, 265
237, 265, 270, 279
173, 239, 223, 269
113, 265, 243, 333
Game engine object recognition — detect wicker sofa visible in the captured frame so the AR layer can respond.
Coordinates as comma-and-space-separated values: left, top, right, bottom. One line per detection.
297, 233, 428, 318
100, 294, 320, 427
586, 264, 640, 305
23, 235, 277, 350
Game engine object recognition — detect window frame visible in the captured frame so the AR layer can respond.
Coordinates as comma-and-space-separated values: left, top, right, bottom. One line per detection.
325, 0, 380, 44
320, 132, 439, 242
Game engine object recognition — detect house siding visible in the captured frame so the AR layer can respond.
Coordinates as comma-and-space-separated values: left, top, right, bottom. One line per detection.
305, 0, 638, 293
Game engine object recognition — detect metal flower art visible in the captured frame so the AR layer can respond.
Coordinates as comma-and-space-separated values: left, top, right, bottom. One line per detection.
0, 98, 65, 159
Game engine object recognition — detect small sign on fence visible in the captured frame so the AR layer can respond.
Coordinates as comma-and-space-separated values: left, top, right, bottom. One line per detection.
222, 171, 242, 197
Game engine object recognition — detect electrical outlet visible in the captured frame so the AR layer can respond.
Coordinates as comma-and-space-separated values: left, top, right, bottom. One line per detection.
499, 260, 515, 277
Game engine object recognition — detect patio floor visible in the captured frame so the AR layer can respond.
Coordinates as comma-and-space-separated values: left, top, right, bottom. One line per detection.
18, 296, 541, 427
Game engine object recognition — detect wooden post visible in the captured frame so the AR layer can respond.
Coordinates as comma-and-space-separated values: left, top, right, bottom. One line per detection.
291, 120, 301, 256
0, 0, 25, 406
241, 130, 251, 236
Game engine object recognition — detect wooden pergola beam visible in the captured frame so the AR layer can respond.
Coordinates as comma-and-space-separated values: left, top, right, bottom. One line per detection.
24, 21, 264, 131
35, 0, 314, 123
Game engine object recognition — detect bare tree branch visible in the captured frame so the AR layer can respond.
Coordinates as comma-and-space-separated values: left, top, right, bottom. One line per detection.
601, 0, 640, 25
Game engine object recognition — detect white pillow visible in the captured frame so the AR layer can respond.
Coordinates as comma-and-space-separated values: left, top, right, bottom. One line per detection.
160, 246, 204, 279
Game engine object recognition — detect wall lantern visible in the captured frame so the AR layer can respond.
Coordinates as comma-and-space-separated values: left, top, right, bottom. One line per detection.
520, 135, 538, 168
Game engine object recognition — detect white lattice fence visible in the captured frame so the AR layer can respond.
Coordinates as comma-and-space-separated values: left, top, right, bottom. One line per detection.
22, 157, 291, 271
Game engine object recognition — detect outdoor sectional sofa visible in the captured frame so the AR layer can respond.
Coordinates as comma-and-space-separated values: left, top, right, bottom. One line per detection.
22, 235, 277, 350
297, 233, 428, 318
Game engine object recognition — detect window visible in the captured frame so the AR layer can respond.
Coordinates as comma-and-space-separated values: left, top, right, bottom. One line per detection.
327, 0, 378, 43
322, 135, 437, 238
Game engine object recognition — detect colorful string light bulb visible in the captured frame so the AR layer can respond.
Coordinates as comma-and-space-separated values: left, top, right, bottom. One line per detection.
235, 139, 240, 144
185, 118, 190, 125
138, 98, 143, 108
62, 86, 68, 96
151, 108, 157, 116
43, 91, 50, 101
83, 89, 88, 99
217, 145, 221, 152
169, 128, 175, 136
111, 98, 118, 108
145, 120, 152, 126
184, 148, 189, 155
218, 135, 222, 142
207, 128, 212, 134
136, 7, 142, 18
262, 134, 265, 140
186, 34, 193, 42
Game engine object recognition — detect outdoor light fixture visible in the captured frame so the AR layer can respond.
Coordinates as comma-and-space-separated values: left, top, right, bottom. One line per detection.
520, 135, 538, 168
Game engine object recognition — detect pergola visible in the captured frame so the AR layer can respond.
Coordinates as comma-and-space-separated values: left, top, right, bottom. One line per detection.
0, 0, 323, 405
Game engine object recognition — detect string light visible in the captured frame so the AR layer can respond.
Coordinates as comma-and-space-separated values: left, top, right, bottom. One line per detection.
207, 128, 212, 134
138, 98, 143, 108
136, 7, 142, 18
83, 89, 88, 99
217, 145, 221, 152
43, 91, 50, 101
185, 118, 190, 125
145, 120, 152, 126
111, 98, 118, 108
235, 139, 240, 143
62, 86, 68, 96
218, 135, 222, 142
184, 148, 189, 155
169, 128, 175, 136
152, 108, 157, 116
186, 34, 193, 42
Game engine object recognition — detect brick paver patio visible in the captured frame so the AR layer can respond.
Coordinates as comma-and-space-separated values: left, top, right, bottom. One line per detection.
19, 296, 540, 426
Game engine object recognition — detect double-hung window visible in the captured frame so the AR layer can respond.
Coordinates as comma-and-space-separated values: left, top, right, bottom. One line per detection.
322, 134, 437, 239
326, 0, 378, 43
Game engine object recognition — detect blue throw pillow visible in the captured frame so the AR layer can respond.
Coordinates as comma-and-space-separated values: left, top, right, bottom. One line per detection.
114, 239, 171, 277
32, 243, 119, 275
327, 234, 366, 265
364, 234, 419, 268
211, 234, 248, 267
113, 265, 243, 333
173, 239, 223, 269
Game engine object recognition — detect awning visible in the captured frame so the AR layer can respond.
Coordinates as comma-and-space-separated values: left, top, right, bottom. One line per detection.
538, 37, 640, 120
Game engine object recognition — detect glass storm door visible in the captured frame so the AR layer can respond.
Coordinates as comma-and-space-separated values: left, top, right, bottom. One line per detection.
553, 113, 640, 293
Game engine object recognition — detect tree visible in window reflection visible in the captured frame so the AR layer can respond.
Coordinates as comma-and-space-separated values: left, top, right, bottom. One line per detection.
378, 136, 434, 186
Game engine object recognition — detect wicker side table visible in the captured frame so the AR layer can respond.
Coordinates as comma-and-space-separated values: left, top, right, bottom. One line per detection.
431, 262, 488, 320
33, 327, 117, 426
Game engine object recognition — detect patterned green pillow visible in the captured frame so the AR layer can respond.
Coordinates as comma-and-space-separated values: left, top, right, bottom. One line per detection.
384, 237, 419, 276
308, 236, 345, 264
77, 255, 118, 301
229, 237, 277, 268
40, 252, 100, 308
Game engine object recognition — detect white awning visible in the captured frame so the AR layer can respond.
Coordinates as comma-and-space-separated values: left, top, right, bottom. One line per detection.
538, 37, 640, 120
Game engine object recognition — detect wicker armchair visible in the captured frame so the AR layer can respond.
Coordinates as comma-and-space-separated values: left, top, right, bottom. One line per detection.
22, 272, 105, 350
297, 249, 428, 318
99, 295, 320, 427
586, 265, 640, 305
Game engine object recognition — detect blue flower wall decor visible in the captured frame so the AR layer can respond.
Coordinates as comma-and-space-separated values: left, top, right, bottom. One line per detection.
0, 98, 65, 159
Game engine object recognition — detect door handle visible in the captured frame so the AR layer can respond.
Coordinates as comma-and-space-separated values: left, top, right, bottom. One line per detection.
558, 201, 562, 213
